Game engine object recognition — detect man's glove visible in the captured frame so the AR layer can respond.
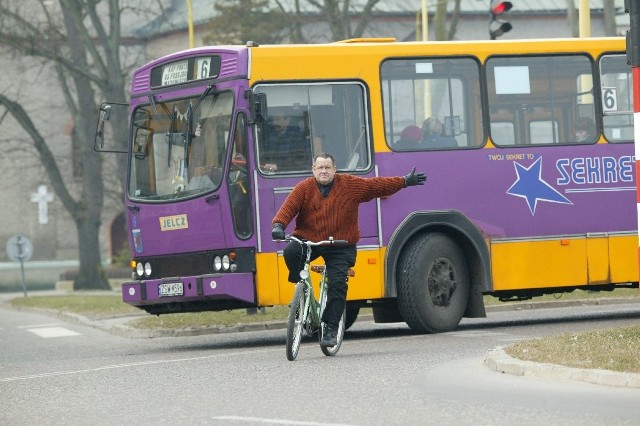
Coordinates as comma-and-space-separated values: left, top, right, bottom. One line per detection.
271, 223, 285, 240
403, 167, 427, 187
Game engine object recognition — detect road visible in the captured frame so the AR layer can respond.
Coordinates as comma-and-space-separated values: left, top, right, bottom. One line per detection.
1, 301, 639, 425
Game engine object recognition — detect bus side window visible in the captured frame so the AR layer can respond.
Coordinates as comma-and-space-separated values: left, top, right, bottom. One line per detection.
381, 57, 482, 150
600, 54, 634, 143
228, 113, 253, 238
255, 83, 370, 173
487, 54, 596, 146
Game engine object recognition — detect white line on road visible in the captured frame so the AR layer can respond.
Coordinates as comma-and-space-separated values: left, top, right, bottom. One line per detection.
0, 347, 282, 382
213, 416, 355, 426
26, 327, 80, 338
17, 323, 63, 328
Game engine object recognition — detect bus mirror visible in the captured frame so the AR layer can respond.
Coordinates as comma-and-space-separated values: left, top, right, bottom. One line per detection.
94, 103, 111, 150
250, 92, 268, 124
94, 101, 128, 153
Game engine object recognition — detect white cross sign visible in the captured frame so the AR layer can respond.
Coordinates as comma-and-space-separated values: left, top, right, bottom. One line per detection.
31, 185, 54, 224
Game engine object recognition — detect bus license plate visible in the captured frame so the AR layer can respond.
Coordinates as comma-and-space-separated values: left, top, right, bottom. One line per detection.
158, 282, 183, 297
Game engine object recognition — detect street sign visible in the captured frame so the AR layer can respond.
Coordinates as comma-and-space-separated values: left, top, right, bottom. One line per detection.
6, 235, 33, 262
5, 235, 33, 297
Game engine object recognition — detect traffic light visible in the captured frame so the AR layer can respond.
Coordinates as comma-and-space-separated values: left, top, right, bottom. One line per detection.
489, 1, 513, 40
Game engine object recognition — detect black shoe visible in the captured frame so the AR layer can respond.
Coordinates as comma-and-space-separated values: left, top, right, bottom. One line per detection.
320, 326, 337, 347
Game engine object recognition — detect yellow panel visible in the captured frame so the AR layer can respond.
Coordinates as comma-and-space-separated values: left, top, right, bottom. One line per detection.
609, 234, 639, 283
346, 248, 384, 301
263, 248, 387, 306
255, 252, 281, 306
491, 239, 587, 290
586, 235, 609, 284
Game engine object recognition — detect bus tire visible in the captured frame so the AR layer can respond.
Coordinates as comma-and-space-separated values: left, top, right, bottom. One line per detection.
345, 306, 360, 330
397, 232, 469, 333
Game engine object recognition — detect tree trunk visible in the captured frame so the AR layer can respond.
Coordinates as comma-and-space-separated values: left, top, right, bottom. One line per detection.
74, 216, 109, 290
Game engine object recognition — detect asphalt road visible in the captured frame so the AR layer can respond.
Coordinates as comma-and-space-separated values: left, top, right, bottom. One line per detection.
1, 299, 639, 425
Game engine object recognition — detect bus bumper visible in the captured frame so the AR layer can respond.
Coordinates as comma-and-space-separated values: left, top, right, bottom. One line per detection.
122, 272, 256, 314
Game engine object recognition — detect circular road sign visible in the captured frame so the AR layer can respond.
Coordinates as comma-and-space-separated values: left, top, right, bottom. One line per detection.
6, 235, 33, 262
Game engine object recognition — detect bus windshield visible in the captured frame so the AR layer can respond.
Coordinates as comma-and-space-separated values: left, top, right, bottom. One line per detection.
128, 90, 234, 201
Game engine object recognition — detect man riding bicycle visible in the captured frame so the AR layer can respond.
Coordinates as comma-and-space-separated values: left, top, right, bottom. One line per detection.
272, 153, 426, 347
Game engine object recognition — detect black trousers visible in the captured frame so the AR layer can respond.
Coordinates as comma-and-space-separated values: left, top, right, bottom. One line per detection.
283, 241, 357, 328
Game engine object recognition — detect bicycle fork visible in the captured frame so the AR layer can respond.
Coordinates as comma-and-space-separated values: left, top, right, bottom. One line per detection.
300, 280, 320, 335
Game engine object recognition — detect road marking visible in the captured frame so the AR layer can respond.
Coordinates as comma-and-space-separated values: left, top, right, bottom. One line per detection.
213, 416, 355, 426
0, 347, 282, 382
27, 327, 80, 338
18, 323, 63, 329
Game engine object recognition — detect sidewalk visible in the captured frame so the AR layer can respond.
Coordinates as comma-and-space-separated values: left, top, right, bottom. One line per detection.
2, 290, 639, 388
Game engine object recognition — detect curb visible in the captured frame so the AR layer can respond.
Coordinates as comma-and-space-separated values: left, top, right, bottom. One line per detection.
484, 346, 640, 389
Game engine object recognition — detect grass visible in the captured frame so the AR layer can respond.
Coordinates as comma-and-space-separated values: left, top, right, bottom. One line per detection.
129, 306, 292, 329
505, 325, 640, 373
6, 287, 640, 373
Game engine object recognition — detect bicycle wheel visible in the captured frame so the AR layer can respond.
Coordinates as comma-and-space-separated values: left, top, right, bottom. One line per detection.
286, 282, 307, 361
319, 279, 345, 356
320, 309, 345, 356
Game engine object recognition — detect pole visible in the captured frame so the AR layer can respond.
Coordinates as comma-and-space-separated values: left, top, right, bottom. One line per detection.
421, 0, 431, 120
16, 236, 28, 297
629, 0, 640, 284
578, 0, 591, 37
186, 0, 195, 49
421, 0, 428, 42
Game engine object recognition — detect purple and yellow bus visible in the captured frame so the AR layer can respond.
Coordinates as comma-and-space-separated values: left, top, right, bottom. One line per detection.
97, 37, 637, 333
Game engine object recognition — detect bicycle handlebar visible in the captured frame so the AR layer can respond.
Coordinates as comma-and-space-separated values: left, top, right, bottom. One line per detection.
275, 235, 349, 246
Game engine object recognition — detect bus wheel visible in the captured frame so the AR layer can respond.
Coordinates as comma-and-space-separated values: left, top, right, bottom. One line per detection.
397, 232, 469, 333
345, 306, 360, 330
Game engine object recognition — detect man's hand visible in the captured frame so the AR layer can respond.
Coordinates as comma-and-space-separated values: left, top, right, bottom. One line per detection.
271, 223, 285, 240
403, 167, 427, 187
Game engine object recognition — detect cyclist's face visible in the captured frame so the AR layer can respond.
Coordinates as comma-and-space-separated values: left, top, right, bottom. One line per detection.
312, 157, 336, 185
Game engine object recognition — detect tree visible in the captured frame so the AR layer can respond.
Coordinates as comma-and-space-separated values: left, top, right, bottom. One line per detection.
203, 0, 293, 45
205, 0, 386, 45
433, 0, 462, 41
305, 0, 382, 41
0, 0, 131, 290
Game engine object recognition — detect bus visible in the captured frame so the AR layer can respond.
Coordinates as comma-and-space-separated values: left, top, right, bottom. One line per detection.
96, 36, 638, 333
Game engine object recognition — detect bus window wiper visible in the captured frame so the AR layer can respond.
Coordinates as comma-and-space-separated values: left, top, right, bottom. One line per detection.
193, 85, 214, 111
167, 105, 177, 167
185, 85, 214, 169
184, 103, 193, 168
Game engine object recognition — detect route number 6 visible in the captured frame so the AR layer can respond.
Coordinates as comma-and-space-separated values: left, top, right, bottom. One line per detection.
601, 87, 618, 112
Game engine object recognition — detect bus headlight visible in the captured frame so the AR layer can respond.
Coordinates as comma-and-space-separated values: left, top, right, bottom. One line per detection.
136, 262, 144, 277
221, 255, 230, 270
213, 256, 222, 271
144, 262, 152, 277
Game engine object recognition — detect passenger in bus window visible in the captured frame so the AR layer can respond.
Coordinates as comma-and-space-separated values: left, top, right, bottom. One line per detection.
271, 153, 426, 347
395, 125, 422, 150
574, 117, 597, 142
261, 110, 312, 172
421, 117, 457, 148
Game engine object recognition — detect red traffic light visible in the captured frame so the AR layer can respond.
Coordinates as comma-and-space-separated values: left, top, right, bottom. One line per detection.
491, 1, 512, 15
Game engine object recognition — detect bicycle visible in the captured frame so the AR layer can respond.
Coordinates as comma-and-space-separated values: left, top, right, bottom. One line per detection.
279, 235, 355, 361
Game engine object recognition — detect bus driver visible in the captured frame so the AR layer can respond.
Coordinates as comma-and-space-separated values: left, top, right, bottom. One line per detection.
271, 153, 426, 347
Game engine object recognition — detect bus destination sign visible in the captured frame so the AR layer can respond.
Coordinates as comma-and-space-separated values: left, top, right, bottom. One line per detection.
161, 60, 189, 86
151, 56, 222, 88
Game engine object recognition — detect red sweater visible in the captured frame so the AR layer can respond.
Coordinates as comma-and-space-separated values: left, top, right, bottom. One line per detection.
272, 173, 406, 244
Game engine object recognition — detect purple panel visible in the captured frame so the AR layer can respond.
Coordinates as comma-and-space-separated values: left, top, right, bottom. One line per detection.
122, 282, 142, 304
201, 273, 255, 303
373, 143, 636, 241
122, 273, 255, 306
